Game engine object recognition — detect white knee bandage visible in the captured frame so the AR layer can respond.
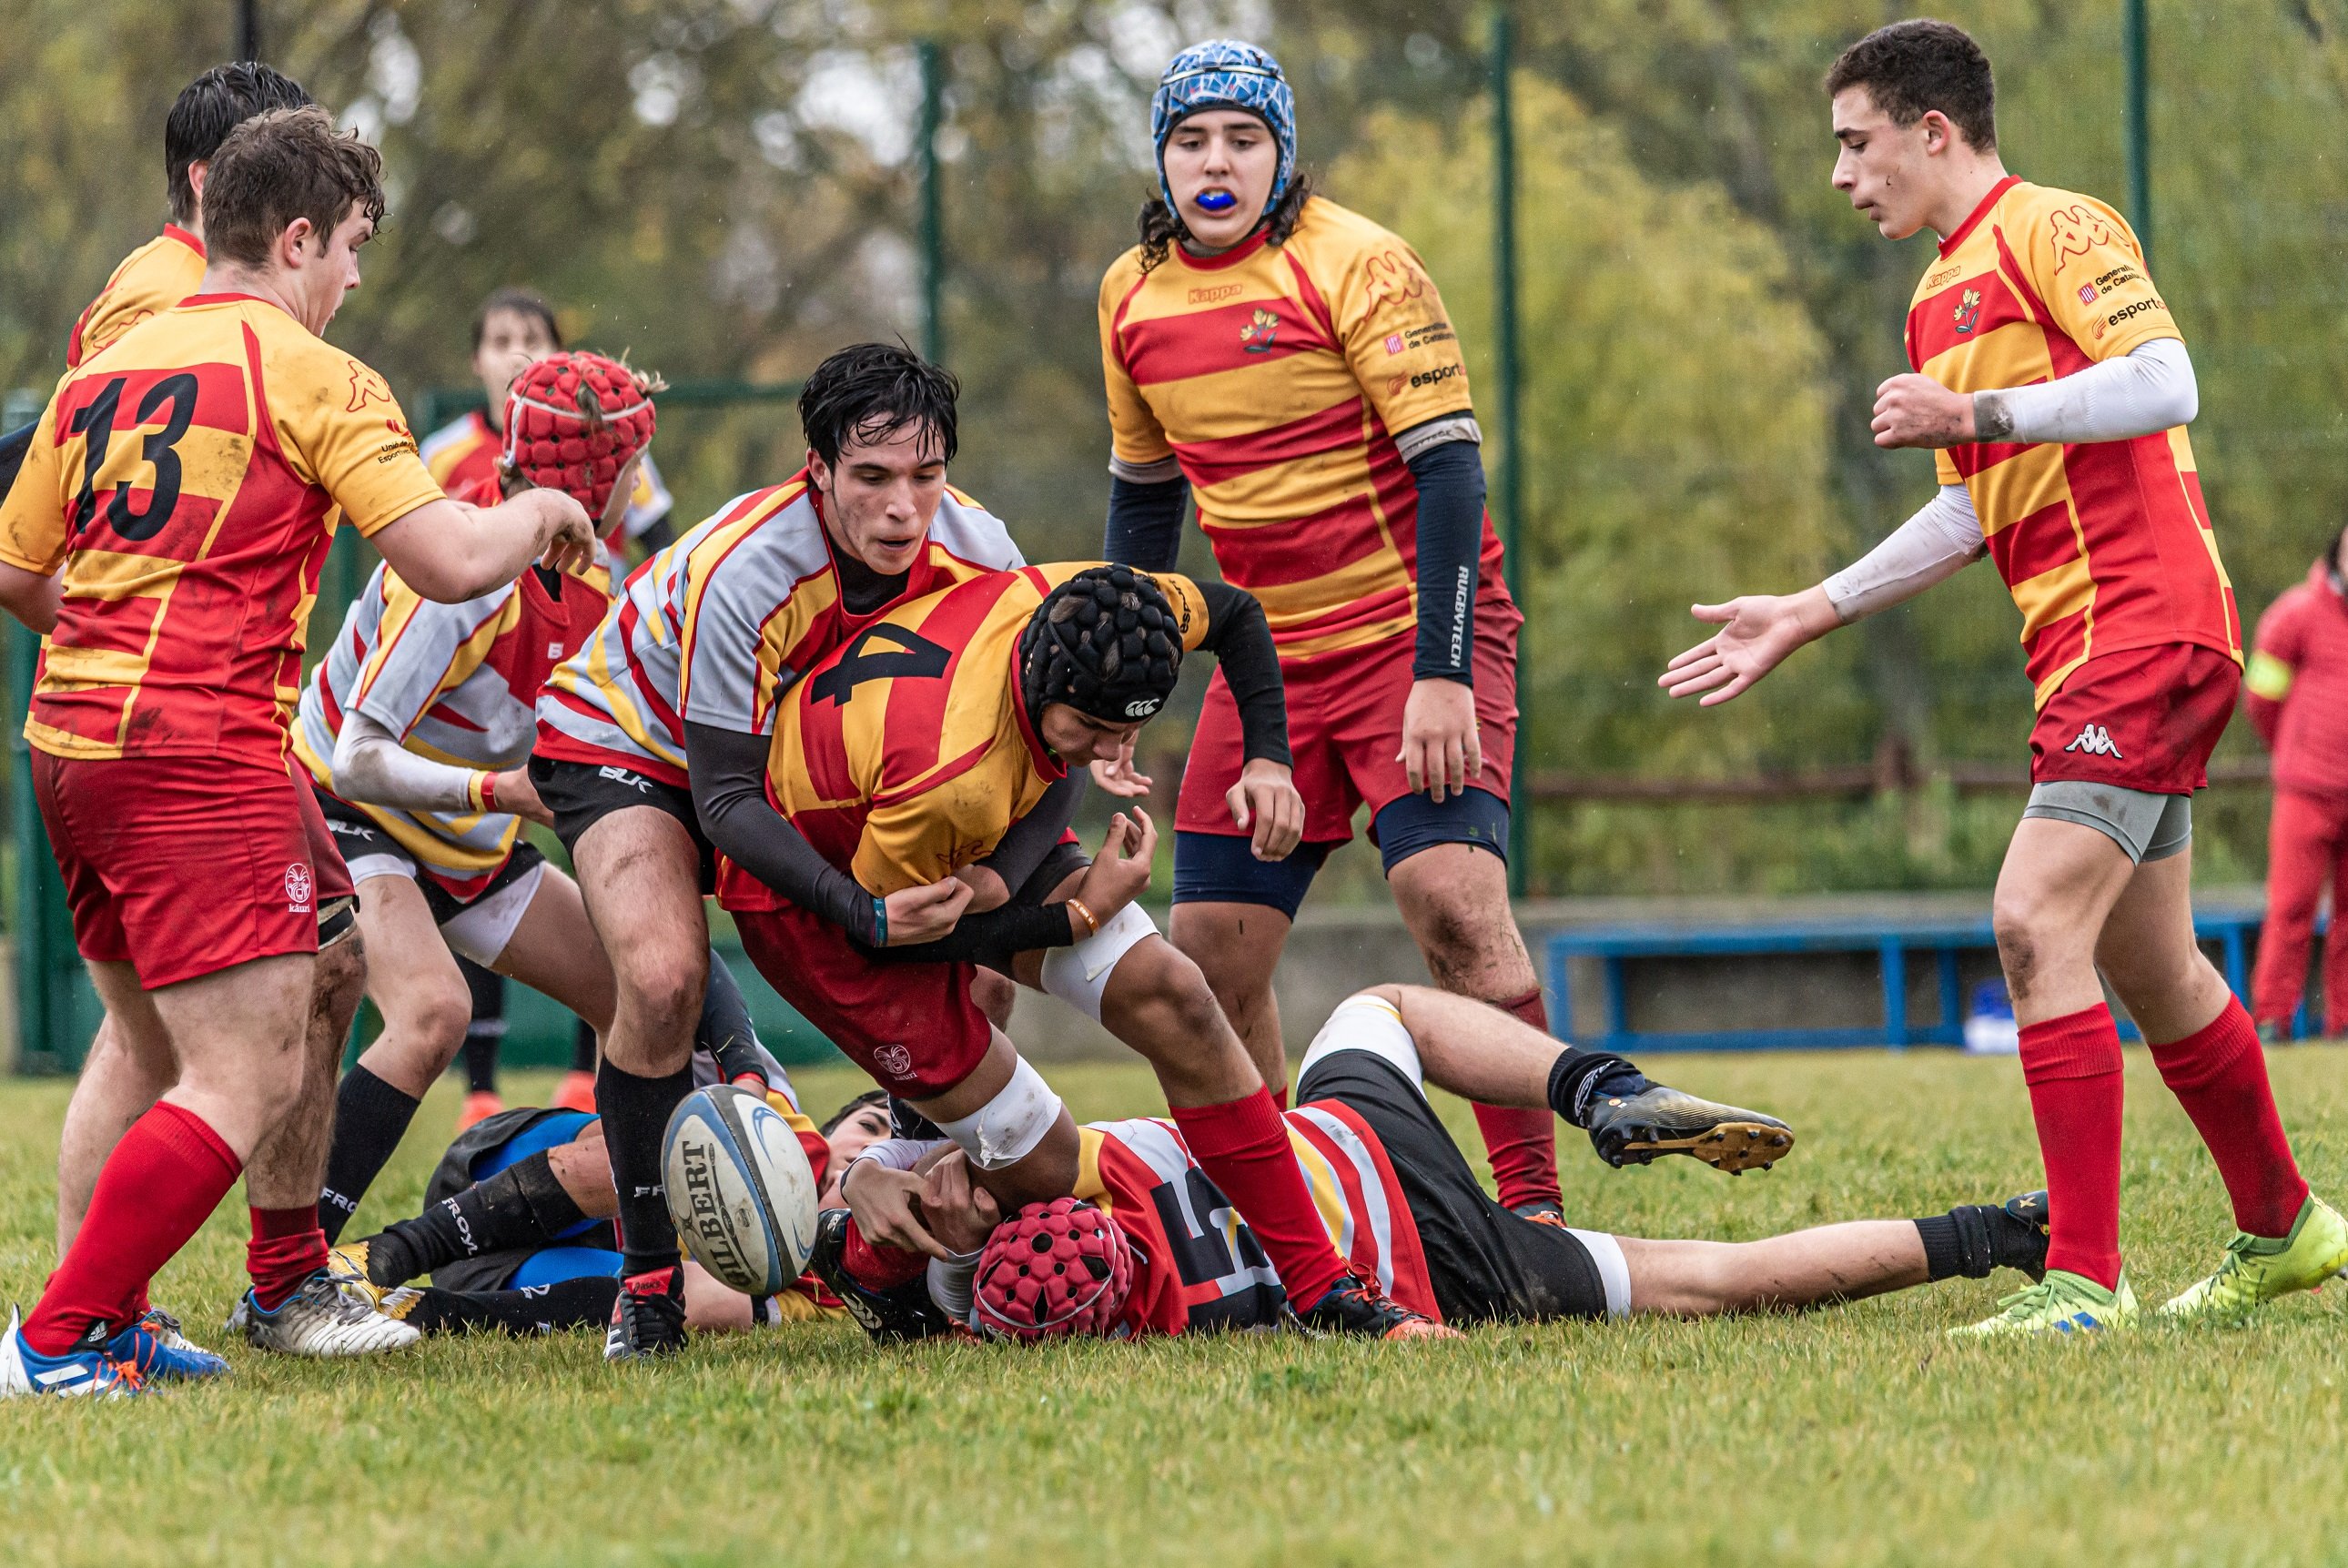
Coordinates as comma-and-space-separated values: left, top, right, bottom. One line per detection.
937, 1056, 1064, 1171
1297, 994, 1427, 1094
1038, 901, 1159, 1023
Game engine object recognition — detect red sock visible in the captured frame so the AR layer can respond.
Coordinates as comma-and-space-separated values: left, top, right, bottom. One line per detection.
24, 1102, 240, 1355
1473, 990, 1562, 1212
248, 1207, 329, 1312
2149, 996, 2311, 1238
1270, 1084, 1289, 1112
843, 1216, 927, 1291
2018, 1004, 2126, 1290
1171, 1088, 1348, 1306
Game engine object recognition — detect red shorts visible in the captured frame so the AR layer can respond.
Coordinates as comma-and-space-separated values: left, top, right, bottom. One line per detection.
2028, 642, 2242, 793
734, 905, 990, 1098
1176, 594, 1523, 845
33, 751, 345, 988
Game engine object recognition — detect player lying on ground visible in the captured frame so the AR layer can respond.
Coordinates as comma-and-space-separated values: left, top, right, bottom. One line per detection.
331, 1063, 891, 1337
0, 107, 596, 1398
32, 61, 383, 1379
527, 343, 1027, 1361
719, 561, 1794, 1341
1659, 20, 2345, 1336
1094, 39, 1574, 1221
820, 986, 2025, 1341
291, 351, 761, 1247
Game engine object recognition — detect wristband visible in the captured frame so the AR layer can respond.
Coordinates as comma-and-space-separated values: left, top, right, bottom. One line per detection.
1066, 897, 1099, 939
478, 770, 501, 812
872, 895, 888, 947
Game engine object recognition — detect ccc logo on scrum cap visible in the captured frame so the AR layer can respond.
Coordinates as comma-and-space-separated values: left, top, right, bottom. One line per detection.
1124, 697, 1161, 718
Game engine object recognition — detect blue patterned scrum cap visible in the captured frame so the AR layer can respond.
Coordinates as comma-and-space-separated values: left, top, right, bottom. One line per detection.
1150, 39, 1296, 220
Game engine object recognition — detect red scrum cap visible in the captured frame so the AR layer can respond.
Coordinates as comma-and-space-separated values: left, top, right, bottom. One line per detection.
972, 1198, 1136, 1341
501, 350, 660, 518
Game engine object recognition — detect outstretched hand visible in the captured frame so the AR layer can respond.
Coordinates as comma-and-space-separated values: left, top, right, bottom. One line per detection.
1658, 589, 1839, 707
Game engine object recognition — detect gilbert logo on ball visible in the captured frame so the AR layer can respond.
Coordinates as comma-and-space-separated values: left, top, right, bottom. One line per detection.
662, 1085, 818, 1297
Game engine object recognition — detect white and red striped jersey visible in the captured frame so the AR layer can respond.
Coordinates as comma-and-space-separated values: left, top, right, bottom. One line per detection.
532, 470, 1020, 805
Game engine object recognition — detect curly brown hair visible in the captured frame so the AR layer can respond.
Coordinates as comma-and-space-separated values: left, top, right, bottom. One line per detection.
1136, 172, 1315, 274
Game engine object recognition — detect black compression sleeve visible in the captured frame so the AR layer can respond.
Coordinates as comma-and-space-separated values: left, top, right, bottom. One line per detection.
1403, 436, 1485, 684
1105, 474, 1188, 570
1194, 582, 1291, 767
685, 720, 878, 944
868, 900, 1078, 965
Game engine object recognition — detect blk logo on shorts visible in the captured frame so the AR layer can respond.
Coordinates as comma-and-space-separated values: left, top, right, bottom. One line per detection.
875, 1044, 916, 1079
2062, 723, 2124, 759
284, 862, 313, 912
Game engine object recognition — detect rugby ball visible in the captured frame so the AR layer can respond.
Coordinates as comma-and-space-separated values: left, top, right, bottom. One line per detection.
662, 1084, 818, 1298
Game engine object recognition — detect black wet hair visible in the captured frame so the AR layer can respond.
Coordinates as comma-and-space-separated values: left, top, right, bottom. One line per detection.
798, 341, 960, 470
167, 62, 313, 225
820, 1089, 892, 1139
1018, 565, 1184, 725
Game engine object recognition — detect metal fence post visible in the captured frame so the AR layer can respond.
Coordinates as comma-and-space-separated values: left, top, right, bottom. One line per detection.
2124, 0, 2151, 269
917, 39, 946, 366
1488, 8, 1527, 895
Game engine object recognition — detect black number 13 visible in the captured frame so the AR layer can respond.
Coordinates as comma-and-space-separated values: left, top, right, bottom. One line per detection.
68, 373, 199, 543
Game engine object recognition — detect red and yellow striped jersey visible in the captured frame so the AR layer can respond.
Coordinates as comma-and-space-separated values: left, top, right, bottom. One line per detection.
1906, 176, 2239, 707
292, 480, 612, 895
1098, 196, 1503, 660
66, 226, 207, 369
1073, 1098, 1439, 1339
0, 294, 443, 764
535, 471, 1018, 793
752, 563, 1209, 899
420, 408, 675, 541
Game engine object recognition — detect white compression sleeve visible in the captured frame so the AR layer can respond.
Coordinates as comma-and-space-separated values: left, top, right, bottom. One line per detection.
1822, 485, 1986, 622
1972, 337, 2196, 445
330, 710, 483, 813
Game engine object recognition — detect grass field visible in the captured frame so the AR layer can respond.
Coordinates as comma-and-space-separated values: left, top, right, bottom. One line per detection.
7, 1046, 2348, 1566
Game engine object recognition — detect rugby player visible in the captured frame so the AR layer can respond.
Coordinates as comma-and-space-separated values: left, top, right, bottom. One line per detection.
1662, 21, 2344, 1333
530, 343, 1026, 1360
825, 986, 2033, 1342
292, 350, 771, 1246
35, 62, 378, 1375
720, 561, 1781, 1341
420, 288, 677, 1118
0, 107, 593, 1396
1095, 40, 1613, 1222
331, 1059, 882, 1338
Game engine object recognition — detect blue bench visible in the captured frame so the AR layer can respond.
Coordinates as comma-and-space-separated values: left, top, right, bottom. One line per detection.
1544, 906, 2268, 1053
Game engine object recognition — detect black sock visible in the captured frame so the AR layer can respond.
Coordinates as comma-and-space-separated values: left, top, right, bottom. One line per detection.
1544, 1050, 1654, 1128
365, 1149, 591, 1285
571, 1017, 598, 1075
1914, 1202, 2049, 1281
696, 948, 764, 1083
399, 1276, 620, 1335
460, 961, 506, 1094
319, 1066, 423, 1244
598, 1057, 693, 1275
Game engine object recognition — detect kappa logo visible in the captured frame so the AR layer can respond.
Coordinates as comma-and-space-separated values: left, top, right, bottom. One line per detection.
1240, 307, 1280, 353
2062, 723, 2124, 759
875, 1043, 916, 1079
344, 360, 395, 414
2046, 204, 2118, 277
284, 862, 313, 912
1953, 288, 1983, 334
1186, 283, 1243, 306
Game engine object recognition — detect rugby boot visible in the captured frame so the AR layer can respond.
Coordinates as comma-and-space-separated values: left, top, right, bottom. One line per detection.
805, 1208, 953, 1343
1999, 1190, 2052, 1284
552, 1070, 599, 1115
1510, 1199, 1569, 1230
229, 1271, 421, 1356
1296, 1276, 1462, 1340
1584, 1085, 1794, 1172
1947, 1268, 2138, 1339
0, 1309, 147, 1399
2159, 1194, 2348, 1322
455, 1089, 505, 1132
604, 1265, 688, 1361
324, 1241, 395, 1310
107, 1307, 229, 1381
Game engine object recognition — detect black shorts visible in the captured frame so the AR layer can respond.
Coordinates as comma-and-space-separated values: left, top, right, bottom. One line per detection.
529, 756, 715, 893
1296, 1047, 1614, 1324
316, 791, 545, 926
426, 1108, 619, 1292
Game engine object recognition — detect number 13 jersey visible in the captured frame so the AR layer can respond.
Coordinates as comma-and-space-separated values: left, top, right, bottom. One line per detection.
0, 293, 442, 764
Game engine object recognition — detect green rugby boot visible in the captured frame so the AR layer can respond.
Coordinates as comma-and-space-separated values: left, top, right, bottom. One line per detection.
1947, 1268, 2138, 1339
2159, 1195, 2348, 1322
